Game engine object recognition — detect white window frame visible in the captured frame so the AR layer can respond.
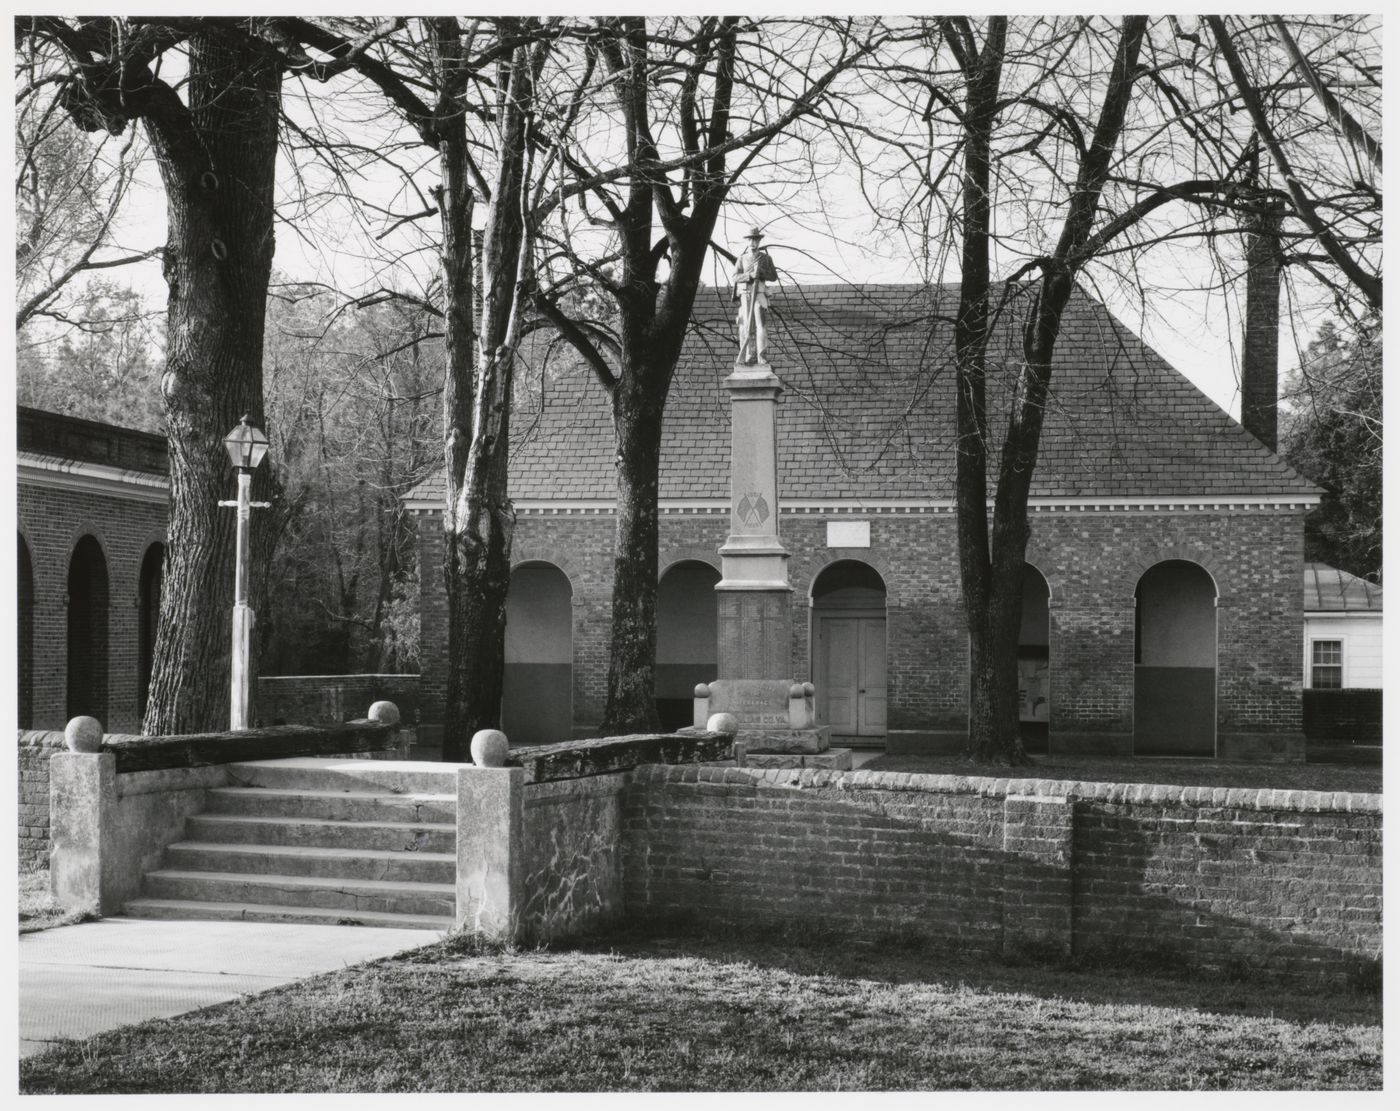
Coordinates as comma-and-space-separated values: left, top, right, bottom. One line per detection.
1307, 636, 1346, 689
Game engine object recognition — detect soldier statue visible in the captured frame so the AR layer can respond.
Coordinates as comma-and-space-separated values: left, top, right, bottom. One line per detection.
732, 227, 777, 364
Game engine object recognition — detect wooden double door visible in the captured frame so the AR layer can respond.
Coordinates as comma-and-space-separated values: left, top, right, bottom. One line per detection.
815, 614, 887, 738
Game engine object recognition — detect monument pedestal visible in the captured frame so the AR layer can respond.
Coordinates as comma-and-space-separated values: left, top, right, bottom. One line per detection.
716, 591, 791, 680
708, 358, 850, 770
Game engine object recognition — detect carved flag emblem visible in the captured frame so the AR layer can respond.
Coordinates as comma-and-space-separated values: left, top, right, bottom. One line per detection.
735, 491, 770, 526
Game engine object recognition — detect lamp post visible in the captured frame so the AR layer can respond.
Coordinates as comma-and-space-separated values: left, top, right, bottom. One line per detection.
219, 415, 270, 730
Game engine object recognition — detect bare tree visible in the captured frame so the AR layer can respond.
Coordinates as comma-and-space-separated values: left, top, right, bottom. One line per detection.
20, 17, 289, 734
258, 283, 440, 677
14, 33, 157, 330
1203, 15, 1381, 313
273, 16, 564, 758
532, 16, 881, 733
845, 14, 1381, 763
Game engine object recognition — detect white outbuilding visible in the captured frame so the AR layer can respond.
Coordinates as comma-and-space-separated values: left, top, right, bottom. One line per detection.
1303, 562, 1382, 690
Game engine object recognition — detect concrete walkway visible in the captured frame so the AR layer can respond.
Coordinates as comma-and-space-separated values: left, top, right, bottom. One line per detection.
19, 916, 441, 1058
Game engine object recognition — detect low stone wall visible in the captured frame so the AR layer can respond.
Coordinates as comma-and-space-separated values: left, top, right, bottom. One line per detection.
618, 767, 1381, 981
521, 775, 628, 941
257, 674, 420, 726
19, 730, 66, 867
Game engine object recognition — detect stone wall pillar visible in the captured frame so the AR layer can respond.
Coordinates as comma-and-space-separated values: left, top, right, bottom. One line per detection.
49, 751, 119, 914
455, 766, 525, 941
1001, 793, 1074, 958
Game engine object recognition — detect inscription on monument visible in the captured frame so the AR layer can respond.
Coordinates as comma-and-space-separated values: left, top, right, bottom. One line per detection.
706, 679, 792, 727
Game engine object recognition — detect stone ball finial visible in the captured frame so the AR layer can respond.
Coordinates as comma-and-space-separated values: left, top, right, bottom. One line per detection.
706, 713, 739, 736
802, 682, 816, 697
368, 701, 401, 726
65, 716, 103, 753
789, 683, 805, 699
471, 728, 509, 768
694, 683, 711, 699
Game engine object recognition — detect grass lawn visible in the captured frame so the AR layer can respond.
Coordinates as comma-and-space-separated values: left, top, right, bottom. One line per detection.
19, 867, 95, 934
861, 752, 1382, 794
20, 924, 1381, 1093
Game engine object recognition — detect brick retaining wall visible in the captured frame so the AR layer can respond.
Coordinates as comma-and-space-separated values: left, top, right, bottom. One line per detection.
18, 730, 66, 867
621, 766, 1381, 980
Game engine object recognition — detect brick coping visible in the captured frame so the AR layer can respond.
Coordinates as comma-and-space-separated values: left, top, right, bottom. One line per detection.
630, 764, 1382, 815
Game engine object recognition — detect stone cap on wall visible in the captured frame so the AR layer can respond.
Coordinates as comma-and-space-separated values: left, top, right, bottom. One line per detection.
628, 764, 1382, 816
507, 731, 734, 784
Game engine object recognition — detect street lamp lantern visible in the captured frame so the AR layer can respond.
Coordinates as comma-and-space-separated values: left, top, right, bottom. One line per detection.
219, 414, 272, 730
223, 414, 269, 472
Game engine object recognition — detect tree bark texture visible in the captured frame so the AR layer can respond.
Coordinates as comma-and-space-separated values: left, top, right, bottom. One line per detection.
439, 27, 536, 760
600, 370, 667, 734
142, 34, 281, 735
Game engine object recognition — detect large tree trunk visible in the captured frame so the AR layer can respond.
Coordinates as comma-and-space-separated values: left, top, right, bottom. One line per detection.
948, 17, 1024, 764
600, 367, 667, 734
965, 565, 1026, 762
439, 27, 534, 760
143, 34, 280, 735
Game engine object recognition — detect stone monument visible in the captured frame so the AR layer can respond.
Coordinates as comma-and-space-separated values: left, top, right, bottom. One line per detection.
692, 228, 851, 770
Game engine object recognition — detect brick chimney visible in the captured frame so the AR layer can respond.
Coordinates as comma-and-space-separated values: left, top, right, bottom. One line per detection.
1240, 199, 1283, 451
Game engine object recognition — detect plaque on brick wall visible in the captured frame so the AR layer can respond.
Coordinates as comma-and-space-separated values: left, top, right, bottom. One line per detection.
826, 520, 870, 548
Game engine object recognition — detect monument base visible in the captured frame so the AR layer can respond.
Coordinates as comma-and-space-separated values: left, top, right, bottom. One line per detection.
735, 727, 830, 754
694, 678, 833, 756
744, 748, 853, 771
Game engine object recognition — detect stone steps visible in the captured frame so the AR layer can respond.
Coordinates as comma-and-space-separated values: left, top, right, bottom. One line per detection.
202, 787, 456, 824
128, 757, 461, 931
162, 842, 456, 884
184, 813, 456, 853
123, 897, 453, 932
141, 869, 456, 918
226, 758, 463, 795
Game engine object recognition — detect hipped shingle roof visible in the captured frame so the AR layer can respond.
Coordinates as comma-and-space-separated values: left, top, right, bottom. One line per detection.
407, 282, 1318, 504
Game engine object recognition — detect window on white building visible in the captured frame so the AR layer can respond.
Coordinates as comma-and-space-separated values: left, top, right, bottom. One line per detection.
1310, 640, 1343, 689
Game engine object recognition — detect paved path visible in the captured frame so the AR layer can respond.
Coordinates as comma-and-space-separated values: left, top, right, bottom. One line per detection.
19, 917, 440, 1058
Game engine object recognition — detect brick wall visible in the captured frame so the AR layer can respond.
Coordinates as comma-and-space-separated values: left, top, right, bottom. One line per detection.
1073, 794, 1379, 973
18, 483, 167, 734
620, 766, 1381, 981
415, 504, 1306, 754
18, 730, 66, 867
256, 674, 421, 726
521, 775, 627, 941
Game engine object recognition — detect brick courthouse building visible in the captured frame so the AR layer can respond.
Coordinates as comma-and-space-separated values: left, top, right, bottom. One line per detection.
407, 284, 1320, 760
17, 407, 168, 735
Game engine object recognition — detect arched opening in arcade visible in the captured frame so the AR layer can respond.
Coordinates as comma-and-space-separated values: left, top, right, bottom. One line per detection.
502, 561, 573, 746
67, 534, 110, 726
1134, 559, 1217, 756
1018, 563, 1051, 754
655, 559, 720, 731
810, 560, 887, 745
138, 542, 165, 719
